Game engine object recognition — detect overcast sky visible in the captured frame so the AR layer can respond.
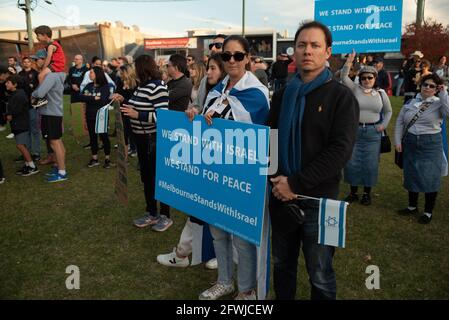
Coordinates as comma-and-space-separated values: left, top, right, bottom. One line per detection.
0, 0, 448, 37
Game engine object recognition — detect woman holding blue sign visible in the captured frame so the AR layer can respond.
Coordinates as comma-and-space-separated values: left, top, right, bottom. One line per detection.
198, 35, 270, 300
341, 51, 392, 206
77, 66, 113, 169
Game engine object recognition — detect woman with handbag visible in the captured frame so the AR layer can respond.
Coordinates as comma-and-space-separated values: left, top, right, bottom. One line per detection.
341, 51, 392, 205
394, 74, 449, 224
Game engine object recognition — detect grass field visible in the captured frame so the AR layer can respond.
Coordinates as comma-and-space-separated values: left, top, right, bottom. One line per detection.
0, 96, 448, 299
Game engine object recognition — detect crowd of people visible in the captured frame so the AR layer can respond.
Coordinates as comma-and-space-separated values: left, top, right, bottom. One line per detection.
0, 21, 448, 300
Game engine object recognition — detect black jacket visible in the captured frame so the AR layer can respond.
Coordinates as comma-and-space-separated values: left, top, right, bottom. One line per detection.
18, 68, 39, 102
375, 69, 390, 91
68, 65, 89, 103
6, 89, 29, 134
168, 75, 193, 112
271, 57, 293, 80
267, 78, 359, 200
77, 83, 111, 120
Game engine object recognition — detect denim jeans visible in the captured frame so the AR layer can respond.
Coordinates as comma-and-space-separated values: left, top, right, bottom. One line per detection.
28, 108, 41, 156
395, 77, 404, 96
344, 125, 381, 187
209, 226, 257, 292
271, 199, 336, 300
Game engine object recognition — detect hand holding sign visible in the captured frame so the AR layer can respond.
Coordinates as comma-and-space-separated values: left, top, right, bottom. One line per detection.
185, 106, 199, 122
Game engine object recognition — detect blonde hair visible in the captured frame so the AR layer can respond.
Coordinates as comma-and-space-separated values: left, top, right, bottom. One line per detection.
119, 64, 137, 89
189, 62, 206, 90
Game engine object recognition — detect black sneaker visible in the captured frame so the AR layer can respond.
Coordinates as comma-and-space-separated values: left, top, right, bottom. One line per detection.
360, 193, 371, 206
14, 155, 25, 163
21, 166, 39, 176
418, 214, 432, 224
16, 165, 27, 175
344, 193, 359, 203
32, 98, 48, 108
397, 208, 419, 215
87, 159, 100, 168
103, 159, 112, 169
82, 143, 91, 150
32, 154, 41, 162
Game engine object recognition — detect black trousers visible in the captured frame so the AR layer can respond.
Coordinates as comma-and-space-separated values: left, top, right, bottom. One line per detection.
86, 117, 110, 156
134, 133, 170, 217
0, 102, 6, 126
122, 113, 136, 151
0, 158, 4, 178
409, 191, 438, 214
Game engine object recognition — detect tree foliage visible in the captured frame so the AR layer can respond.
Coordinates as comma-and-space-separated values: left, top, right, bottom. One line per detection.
401, 19, 449, 63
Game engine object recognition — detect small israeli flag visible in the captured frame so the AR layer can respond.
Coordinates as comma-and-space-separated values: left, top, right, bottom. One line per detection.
318, 198, 348, 248
95, 104, 110, 134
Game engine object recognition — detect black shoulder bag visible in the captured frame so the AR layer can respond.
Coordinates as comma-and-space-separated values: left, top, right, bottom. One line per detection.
377, 90, 391, 153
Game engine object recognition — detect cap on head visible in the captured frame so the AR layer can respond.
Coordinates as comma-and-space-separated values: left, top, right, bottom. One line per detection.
373, 57, 384, 64
358, 66, 378, 77
31, 49, 47, 60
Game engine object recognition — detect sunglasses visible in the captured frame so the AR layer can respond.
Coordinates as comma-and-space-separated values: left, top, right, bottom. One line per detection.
221, 51, 247, 62
209, 42, 223, 50
360, 76, 374, 81
422, 82, 437, 89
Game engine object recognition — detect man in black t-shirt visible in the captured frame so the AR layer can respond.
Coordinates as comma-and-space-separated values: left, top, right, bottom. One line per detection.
68, 55, 89, 103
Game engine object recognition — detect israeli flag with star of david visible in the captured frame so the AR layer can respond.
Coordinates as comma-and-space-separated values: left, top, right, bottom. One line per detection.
318, 198, 348, 248
95, 104, 110, 134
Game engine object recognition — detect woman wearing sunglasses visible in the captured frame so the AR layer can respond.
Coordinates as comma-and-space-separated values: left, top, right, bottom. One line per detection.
341, 51, 392, 205
198, 35, 270, 300
395, 74, 449, 224
156, 53, 227, 270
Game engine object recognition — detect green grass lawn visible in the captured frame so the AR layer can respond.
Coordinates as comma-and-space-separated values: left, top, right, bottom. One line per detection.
0, 96, 448, 299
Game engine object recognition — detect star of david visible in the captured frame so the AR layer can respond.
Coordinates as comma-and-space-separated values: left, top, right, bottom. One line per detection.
325, 216, 338, 227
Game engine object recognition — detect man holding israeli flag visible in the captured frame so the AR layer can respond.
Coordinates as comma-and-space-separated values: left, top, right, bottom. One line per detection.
267, 21, 359, 300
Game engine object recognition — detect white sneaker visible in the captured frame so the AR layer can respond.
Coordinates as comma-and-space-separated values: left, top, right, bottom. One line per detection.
199, 282, 235, 300
6, 133, 14, 139
0, 125, 6, 132
0, 177, 5, 184
205, 258, 218, 270
235, 289, 257, 300
157, 248, 189, 268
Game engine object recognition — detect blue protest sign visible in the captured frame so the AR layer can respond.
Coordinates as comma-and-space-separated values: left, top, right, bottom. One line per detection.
314, 0, 403, 53
155, 109, 270, 246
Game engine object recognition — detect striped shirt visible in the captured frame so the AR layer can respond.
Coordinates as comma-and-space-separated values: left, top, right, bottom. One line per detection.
127, 79, 169, 135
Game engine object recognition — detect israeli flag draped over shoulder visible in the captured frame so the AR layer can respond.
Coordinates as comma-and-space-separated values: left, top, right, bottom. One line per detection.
203, 72, 270, 124
95, 103, 110, 134
204, 71, 271, 300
